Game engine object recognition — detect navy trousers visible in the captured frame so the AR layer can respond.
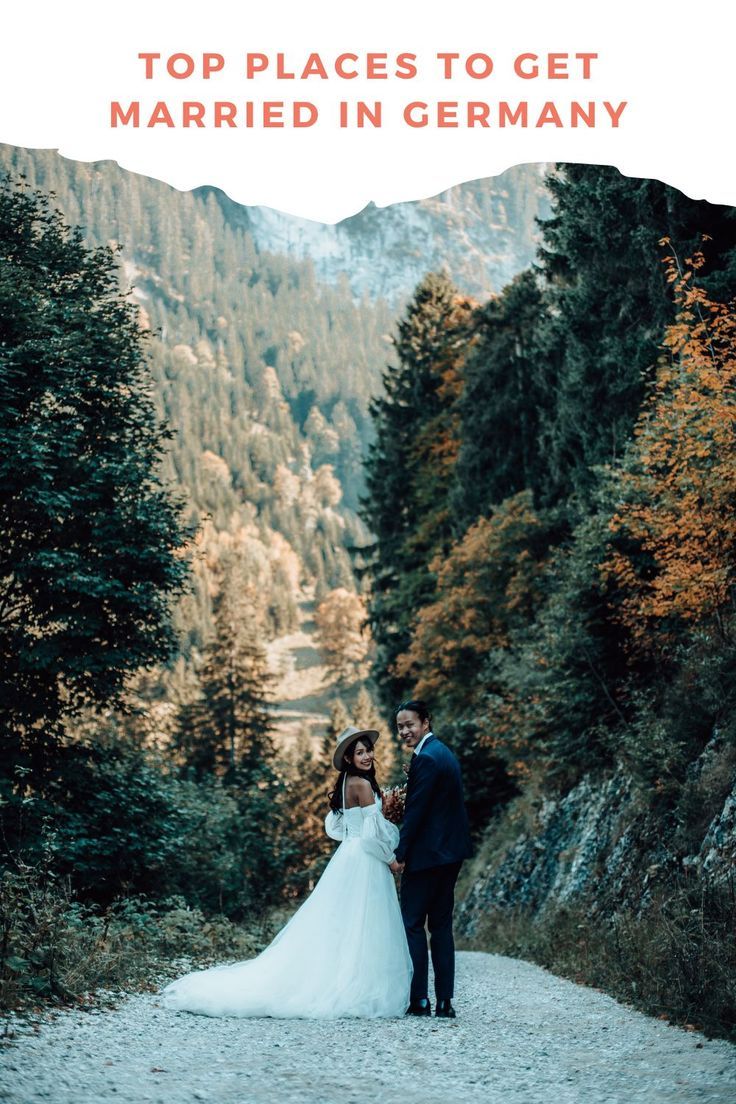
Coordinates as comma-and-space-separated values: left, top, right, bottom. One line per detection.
400, 861, 462, 1002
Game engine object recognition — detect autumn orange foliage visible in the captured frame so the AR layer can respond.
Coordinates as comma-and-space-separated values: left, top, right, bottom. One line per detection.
603, 247, 736, 646
394, 492, 543, 704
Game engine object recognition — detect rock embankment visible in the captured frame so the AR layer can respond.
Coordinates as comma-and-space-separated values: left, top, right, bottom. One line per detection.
458, 733, 736, 939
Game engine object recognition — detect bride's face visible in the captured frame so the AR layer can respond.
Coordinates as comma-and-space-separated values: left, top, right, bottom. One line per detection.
348, 740, 375, 771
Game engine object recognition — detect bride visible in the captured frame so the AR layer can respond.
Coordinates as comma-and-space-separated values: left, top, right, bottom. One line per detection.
162, 726, 412, 1018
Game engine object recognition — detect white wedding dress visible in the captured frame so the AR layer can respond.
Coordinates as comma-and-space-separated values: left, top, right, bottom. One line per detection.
161, 791, 412, 1018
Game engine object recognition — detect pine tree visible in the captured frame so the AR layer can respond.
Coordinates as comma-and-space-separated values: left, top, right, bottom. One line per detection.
452, 270, 550, 527
0, 177, 189, 776
326, 697, 351, 745
187, 564, 274, 782
361, 273, 474, 709
536, 164, 736, 505
283, 724, 334, 889
172, 562, 306, 907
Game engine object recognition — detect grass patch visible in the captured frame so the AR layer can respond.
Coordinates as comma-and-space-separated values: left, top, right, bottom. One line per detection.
0, 859, 286, 1018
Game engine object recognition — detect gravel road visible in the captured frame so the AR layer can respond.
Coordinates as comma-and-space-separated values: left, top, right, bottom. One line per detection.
1, 952, 734, 1104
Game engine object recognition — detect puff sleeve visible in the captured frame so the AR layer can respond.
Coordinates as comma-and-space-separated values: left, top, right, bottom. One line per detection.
324, 810, 344, 841
359, 805, 399, 863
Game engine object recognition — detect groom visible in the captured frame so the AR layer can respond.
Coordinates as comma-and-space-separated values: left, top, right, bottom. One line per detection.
389, 700, 472, 1019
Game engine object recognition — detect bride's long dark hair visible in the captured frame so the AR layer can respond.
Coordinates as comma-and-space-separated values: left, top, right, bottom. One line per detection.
328, 735, 382, 812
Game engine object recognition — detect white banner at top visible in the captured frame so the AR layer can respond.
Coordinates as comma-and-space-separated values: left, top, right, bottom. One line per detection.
0, 0, 732, 222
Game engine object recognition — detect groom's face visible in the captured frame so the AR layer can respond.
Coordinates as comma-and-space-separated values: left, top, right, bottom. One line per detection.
396, 709, 430, 750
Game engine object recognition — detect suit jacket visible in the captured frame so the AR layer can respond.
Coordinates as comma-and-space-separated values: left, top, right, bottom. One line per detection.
395, 735, 473, 873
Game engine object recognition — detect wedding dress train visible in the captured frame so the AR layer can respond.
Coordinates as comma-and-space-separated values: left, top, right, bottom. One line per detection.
161, 794, 412, 1018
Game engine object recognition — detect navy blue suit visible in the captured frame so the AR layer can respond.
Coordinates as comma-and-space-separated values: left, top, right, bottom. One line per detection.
395, 734, 472, 1002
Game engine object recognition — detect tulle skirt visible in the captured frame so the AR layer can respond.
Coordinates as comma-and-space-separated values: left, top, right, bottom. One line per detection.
161, 838, 413, 1018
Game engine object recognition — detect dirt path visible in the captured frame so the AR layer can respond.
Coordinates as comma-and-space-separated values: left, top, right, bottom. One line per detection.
267, 590, 332, 750
2, 952, 734, 1104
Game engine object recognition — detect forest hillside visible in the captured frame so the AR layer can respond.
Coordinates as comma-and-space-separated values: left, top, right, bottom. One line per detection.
0, 150, 547, 1019
360, 166, 736, 1038
3, 150, 735, 1039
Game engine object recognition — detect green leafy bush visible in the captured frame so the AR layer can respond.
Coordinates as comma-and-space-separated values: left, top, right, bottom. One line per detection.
2, 739, 293, 919
0, 859, 279, 1014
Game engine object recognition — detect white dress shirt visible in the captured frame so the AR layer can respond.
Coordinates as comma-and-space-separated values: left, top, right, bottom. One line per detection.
414, 730, 434, 756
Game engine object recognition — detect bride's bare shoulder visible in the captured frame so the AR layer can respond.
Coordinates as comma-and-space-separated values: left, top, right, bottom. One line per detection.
344, 777, 375, 808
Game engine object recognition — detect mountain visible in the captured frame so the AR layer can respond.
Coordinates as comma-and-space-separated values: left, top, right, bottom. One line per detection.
195, 165, 550, 304
0, 144, 547, 721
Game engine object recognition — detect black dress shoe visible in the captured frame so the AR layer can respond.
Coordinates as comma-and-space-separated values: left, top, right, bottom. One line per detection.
435, 999, 456, 1018
406, 998, 432, 1016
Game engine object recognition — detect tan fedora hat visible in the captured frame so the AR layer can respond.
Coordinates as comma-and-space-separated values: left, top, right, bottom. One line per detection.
332, 726, 380, 771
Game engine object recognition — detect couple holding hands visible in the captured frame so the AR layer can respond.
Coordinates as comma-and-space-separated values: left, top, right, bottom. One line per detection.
163, 699, 473, 1020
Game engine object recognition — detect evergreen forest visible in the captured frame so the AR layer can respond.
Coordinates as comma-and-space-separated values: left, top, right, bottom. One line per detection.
1, 149, 735, 1036
362, 167, 736, 1036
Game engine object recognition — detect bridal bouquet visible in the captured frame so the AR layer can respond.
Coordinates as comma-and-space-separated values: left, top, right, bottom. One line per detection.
381, 783, 407, 825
